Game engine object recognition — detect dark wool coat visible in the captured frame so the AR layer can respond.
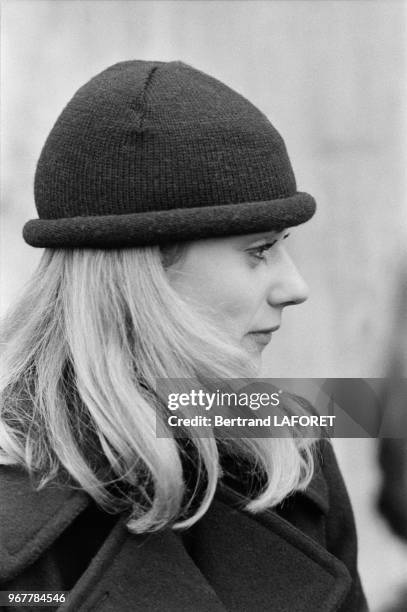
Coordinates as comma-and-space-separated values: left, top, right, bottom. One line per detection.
0, 441, 368, 612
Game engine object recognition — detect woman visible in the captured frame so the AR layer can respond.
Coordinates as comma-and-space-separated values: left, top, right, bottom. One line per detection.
0, 61, 367, 611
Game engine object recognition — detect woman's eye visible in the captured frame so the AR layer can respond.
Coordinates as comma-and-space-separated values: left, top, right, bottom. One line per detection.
250, 240, 278, 261
248, 232, 290, 262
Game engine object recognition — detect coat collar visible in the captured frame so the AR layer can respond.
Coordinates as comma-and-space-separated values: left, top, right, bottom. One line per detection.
0, 460, 348, 612
60, 494, 351, 612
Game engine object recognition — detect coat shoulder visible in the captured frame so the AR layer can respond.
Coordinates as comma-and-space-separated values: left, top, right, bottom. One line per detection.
0, 465, 88, 583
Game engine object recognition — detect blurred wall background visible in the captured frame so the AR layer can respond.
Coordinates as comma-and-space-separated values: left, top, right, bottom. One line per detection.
1, 1, 406, 609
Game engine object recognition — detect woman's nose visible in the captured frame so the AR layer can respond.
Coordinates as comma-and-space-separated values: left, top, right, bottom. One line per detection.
266, 247, 309, 307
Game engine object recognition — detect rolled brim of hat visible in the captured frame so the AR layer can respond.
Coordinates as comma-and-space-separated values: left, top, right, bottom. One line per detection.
23, 192, 316, 249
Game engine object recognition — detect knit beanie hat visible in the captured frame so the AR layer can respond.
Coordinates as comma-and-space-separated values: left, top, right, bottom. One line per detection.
23, 60, 316, 248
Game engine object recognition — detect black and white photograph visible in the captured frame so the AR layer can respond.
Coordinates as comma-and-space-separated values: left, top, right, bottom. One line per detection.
0, 2, 406, 611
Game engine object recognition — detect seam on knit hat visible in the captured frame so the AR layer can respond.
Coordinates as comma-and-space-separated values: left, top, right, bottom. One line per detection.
139, 65, 160, 130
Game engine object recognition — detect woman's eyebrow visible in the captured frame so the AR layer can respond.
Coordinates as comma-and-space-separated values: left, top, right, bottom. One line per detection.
237, 231, 285, 246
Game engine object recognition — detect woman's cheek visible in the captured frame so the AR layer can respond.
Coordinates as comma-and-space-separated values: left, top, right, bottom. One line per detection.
218, 285, 259, 337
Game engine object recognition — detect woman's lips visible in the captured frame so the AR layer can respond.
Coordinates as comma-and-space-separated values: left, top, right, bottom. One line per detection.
248, 331, 273, 346
246, 326, 280, 347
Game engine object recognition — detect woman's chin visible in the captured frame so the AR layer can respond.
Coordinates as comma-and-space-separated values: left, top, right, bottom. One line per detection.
241, 339, 264, 371
242, 334, 267, 354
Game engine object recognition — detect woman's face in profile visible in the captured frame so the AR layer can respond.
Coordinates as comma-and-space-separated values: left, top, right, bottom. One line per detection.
167, 229, 309, 361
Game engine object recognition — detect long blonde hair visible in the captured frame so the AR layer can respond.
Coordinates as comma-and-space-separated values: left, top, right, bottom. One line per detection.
0, 246, 315, 533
